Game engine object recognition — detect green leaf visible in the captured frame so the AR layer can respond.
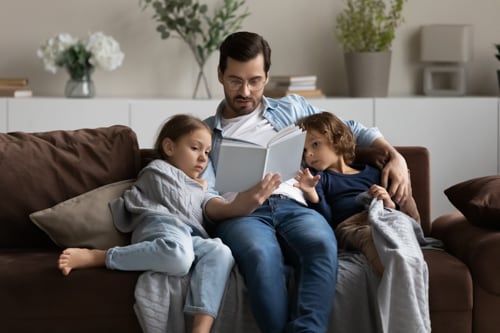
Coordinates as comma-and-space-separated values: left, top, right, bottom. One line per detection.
336, 0, 406, 52
140, 0, 250, 70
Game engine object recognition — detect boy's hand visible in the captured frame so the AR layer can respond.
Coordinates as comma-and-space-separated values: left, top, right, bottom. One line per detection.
294, 168, 320, 203
369, 184, 396, 209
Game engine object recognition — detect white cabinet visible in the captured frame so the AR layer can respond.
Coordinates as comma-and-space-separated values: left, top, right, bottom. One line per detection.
0, 99, 6, 132
375, 97, 499, 219
6, 98, 129, 132
310, 98, 374, 127
129, 98, 374, 148
1, 96, 499, 221
130, 99, 220, 148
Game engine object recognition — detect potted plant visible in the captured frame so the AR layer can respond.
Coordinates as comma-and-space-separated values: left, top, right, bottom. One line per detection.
335, 0, 407, 97
140, 0, 250, 99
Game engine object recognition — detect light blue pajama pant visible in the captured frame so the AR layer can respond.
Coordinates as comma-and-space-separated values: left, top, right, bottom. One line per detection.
106, 214, 234, 318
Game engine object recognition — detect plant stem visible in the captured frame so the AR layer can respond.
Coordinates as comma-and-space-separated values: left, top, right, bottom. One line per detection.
192, 67, 212, 99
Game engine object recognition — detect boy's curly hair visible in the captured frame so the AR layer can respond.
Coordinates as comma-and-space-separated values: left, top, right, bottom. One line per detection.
298, 112, 356, 165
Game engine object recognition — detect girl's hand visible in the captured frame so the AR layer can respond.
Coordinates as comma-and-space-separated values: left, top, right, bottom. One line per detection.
205, 173, 281, 221
369, 184, 396, 209
231, 173, 282, 214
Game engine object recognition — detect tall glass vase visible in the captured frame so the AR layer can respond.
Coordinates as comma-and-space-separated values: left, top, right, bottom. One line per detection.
65, 68, 95, 98
192, 64, 212, 99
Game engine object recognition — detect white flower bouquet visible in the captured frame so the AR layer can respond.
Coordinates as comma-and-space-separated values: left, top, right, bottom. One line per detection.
37, 32, 124, 80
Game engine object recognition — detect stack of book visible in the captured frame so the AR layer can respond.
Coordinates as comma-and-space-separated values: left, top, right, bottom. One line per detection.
0, 78, 33, 97
264, 74, 324, 98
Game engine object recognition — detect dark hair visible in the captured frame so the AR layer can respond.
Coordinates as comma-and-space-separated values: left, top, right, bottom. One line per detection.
154, 114, 212, 160
298, 112, 356, 164
218, 31, 271, 74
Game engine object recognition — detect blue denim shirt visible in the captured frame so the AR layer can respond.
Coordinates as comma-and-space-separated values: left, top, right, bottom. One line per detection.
202, 94, 382, 194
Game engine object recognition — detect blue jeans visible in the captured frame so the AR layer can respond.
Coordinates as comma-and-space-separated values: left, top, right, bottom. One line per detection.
106, 215, 234, 317
216, 197, 338, 333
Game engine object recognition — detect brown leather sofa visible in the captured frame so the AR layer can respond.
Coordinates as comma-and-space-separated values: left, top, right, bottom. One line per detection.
432, 202, 500, 332
0, 125, 478, 333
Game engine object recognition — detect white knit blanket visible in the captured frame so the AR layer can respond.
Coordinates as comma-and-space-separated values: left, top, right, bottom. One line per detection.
369, 198, 431, 333
134, 198, 435, 333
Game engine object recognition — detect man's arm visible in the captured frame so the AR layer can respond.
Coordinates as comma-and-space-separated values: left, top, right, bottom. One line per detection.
370, 137, 409, 204
343, 119, 409, 203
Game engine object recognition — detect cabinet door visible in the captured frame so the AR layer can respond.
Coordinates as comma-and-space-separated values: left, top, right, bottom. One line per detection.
310, 98, 374, 127
375, 97, 498, 219
7, 98, 129, 132
130, 99, 220, 148
0, 99, 7, 132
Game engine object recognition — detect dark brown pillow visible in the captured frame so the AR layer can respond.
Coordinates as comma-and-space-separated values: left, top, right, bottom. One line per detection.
0, 126, 141, 248
444, 175, 500, 229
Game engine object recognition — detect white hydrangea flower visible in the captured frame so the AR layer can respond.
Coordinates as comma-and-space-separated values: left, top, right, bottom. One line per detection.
84, 32, 125, 71
37, 32, 124, 75
37, 33, 78, 74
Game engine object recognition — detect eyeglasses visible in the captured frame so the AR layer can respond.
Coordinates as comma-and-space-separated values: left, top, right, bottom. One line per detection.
224, 77, 266, 91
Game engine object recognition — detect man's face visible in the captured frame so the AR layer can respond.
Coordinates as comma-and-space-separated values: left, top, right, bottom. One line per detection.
218, 54, 267, 119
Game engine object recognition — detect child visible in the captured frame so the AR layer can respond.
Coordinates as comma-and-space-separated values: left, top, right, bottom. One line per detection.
294, 112, 419, 273
58, 114, 280, 333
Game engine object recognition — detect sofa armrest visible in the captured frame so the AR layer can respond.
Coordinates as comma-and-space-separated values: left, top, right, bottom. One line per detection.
355, 146, 430, 234
395, 146, 431, 234
432, 212, 500, 294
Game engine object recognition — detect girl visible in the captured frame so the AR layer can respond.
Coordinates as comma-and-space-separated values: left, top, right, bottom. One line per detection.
58, 114, 280, 333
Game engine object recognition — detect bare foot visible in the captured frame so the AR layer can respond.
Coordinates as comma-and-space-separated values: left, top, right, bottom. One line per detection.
58, 248, 106, 276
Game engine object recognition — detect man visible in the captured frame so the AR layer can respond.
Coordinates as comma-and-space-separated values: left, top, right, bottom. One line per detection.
203, 31, 409, 333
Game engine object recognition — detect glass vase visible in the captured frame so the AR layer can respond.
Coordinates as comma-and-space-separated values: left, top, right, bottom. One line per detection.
65, 68, 95, 98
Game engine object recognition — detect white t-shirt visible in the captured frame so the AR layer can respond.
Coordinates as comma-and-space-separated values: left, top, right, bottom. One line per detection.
220, 105, 306, 205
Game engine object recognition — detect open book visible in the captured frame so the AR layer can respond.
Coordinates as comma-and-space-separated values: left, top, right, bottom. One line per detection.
215, 125, 306, 193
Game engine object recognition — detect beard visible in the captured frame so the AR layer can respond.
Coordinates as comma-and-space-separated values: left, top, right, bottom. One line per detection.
225, 94, 260, 117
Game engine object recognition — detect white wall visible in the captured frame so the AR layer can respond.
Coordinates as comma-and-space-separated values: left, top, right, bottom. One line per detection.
1, 0, 499, 98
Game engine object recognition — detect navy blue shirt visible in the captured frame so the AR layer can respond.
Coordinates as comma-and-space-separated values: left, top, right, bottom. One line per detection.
308, 164, 381, 227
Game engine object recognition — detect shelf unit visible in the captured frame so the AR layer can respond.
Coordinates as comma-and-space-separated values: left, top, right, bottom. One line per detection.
1, 96, 498, 220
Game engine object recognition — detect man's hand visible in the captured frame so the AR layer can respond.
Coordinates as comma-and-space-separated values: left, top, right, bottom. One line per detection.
380, 150, 409, 204
369, 137, 410, 204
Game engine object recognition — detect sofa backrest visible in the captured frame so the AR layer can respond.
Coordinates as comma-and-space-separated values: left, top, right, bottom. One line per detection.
141, 146, 432, 234
0, 126, 430, 249
0, 126, 141, 248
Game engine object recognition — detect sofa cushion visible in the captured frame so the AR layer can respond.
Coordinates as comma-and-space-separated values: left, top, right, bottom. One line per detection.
444, 175, 500, 229
30, 179, 134, 249
0, 249, 142, 333
0, 126, 141, 248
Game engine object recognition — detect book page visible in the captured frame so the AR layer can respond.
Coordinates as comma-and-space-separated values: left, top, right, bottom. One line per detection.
265, 130, 306, 181
268, 125, 304, 146
215, 125, 306, 192
215, 144, 267, 193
